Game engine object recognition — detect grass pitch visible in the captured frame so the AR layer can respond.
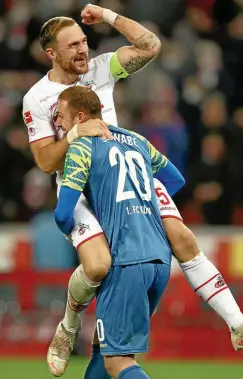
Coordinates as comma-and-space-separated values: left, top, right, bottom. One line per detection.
0, 357, 242, 379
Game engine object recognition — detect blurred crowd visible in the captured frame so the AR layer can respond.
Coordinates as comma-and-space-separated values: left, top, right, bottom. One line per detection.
0, 0, 243, 225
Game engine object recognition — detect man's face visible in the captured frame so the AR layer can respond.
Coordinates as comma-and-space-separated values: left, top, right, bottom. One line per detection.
57, 100, 77, 133
53, 24, 89, 75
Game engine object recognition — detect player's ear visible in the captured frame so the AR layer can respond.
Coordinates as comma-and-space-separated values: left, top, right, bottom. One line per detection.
46, 47, 57, 61
77, 112, 86, 123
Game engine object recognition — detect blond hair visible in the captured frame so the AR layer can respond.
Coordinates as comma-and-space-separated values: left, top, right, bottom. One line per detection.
39, 17, 77, 50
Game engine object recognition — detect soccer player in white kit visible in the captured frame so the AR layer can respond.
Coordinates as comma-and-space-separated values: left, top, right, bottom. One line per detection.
22, 4, 243, 377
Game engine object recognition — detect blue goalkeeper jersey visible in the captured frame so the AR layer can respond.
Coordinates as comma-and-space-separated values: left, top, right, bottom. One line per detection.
58, 125, 172, 266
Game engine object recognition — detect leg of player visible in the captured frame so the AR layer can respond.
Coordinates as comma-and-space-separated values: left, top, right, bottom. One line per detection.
95, 262, 170, 379
84, 335, 148, 379
164, 219, 243, 350
84, 329, 110, 379
48, 233, 111, 377
48, 196, 112, 377
154, 179, 243, 350
104, 356, 149, 379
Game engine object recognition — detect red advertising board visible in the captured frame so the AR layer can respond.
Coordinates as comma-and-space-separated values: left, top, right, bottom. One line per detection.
0, 226, 243, 359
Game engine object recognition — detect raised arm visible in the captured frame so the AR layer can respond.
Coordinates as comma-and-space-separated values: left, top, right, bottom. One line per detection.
81, 5, 161, 75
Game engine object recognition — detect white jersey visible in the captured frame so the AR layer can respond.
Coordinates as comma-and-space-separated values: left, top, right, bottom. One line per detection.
23, 53, 118, 189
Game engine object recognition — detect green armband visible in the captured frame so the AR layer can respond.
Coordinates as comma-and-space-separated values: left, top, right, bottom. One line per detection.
110, 52, 129, 80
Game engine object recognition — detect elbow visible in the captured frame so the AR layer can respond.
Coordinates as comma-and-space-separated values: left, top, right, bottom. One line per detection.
43, 167, 55, 175
54, 208, 65, 227
35, 153, 56, 175
169, 177, 185, 197
37, 162, 55, 175
178, 175, 186, 190
175, 173, 185, 193
54, 207, 72, 235
169, 175, 185, 197
150, 36, 161, 57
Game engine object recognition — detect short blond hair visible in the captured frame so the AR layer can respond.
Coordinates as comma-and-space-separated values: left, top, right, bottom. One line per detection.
39, 16, 77, 50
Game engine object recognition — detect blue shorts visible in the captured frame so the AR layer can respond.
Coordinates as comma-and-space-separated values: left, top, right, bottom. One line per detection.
96, 261, 170, 356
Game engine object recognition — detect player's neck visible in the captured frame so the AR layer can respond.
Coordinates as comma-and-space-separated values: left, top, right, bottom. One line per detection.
49, 67, 79, 85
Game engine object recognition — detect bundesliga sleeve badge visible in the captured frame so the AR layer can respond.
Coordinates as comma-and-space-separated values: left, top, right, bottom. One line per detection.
23, 110, 34, 125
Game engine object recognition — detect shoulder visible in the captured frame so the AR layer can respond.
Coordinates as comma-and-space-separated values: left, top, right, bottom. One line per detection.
69, 138, 93, 155
23, 75, 49, 105
87, 53, 115, 80
109, 125, 146, 142
129, 130, 146, 142
89, 53, 114, 69
23, 73, 63, 112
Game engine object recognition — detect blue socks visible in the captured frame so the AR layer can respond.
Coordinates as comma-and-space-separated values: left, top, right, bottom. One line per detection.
118, 365, 150, 379
84, 344, 110, 379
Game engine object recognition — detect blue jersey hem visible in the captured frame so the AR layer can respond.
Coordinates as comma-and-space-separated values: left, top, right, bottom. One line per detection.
100, 348, 148, 356
112, 258, 171, 266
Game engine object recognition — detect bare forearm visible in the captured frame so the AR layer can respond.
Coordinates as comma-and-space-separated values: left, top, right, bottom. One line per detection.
81, 5, 161, 74
36, 137, 69, 174
113, 15, 161, 74
114, 16, 160, 52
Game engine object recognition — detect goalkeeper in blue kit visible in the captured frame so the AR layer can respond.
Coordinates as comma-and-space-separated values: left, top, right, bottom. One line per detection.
55, 86, 183, 379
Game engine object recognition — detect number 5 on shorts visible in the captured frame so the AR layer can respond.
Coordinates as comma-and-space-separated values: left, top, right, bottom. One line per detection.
97, 319, 105, 342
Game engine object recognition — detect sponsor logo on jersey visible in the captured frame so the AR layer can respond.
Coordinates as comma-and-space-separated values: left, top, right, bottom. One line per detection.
24, 110, 33, 125
49, 101, 58, 111
78, 222, 90, 235
215, 275, 226, 288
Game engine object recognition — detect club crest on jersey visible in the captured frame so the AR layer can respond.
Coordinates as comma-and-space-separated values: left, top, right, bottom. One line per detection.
215, 275, 226, 288
84, 80, 97, 92
28, 127, 35, 136
77, 222, 90, 235
84, 80, 94, 88
24, 110, 33, 125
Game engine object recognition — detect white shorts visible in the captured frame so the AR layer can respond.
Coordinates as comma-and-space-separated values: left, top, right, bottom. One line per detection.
71, 179, 182, 249
71, 195, 104, 249
153, 178, 183, 222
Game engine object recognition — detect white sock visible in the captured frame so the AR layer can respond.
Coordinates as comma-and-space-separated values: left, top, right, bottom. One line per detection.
180, 252, 243, 330
62, 265, 100, 333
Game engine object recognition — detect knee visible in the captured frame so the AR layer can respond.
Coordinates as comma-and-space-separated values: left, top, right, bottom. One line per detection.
171, 225, 200, 263
179, 227, 197, 250
78, 235, 112, 282
104, 358, 115, 377
85, 255, 111, 282
104, 356, 136, 378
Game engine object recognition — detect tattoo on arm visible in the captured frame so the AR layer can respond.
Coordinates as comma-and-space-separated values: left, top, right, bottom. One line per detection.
123, 54, 152, 74
114, 15, 161, 74
131, 32, 160, 51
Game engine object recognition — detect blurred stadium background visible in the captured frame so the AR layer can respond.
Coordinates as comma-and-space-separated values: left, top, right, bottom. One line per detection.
0, 0, 243, 377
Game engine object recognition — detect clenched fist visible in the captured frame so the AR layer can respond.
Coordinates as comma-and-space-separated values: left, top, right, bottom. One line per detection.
81, 4, 104, 25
